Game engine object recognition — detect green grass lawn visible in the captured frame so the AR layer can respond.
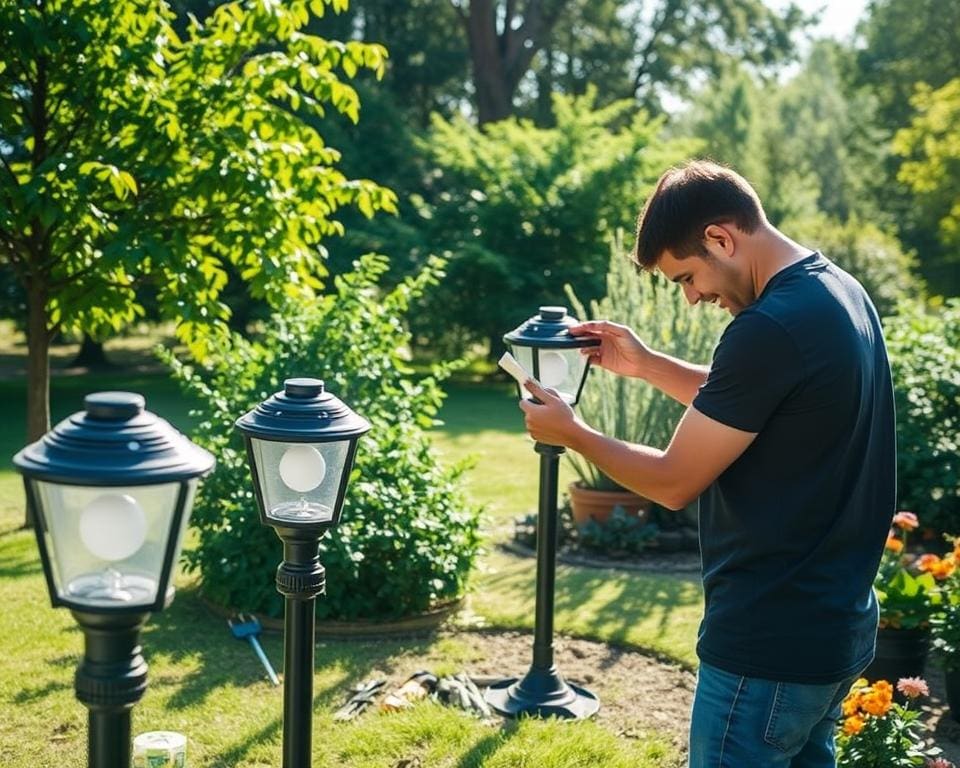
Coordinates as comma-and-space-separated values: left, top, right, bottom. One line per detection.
0, 350, 701, 766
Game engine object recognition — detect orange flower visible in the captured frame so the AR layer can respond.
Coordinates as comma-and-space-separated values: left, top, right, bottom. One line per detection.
843, 714, 866, 736
859, 680, 893, 717
892, 511, 919, 530
931, 559, 956, 580
842, 694, 861, 717
886, 534, 904, 553
919, 554, 957, 579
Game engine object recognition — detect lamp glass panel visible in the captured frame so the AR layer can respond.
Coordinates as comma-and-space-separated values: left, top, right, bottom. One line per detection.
534, 347, 588, 404
250, 438, 349, 524
510, 344, 536, 399
32, 480, 181, 608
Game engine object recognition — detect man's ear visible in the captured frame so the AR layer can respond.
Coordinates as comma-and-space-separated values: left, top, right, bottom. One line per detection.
703, 223, 736, 258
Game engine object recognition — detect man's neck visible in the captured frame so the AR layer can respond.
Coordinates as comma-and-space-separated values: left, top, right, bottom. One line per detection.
747, 225, 812, 299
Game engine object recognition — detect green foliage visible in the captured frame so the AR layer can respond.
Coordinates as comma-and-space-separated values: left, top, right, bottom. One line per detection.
875, 518, 942, 631
512, 504, 659, 559
883, 300, 960, 534
565, 234, 726, 490
856, 0, 960, 131
680, 45, 889, 228
784, 215, 921, 318
405, 89, 696, 355
931, 537, 960, 671
163, 254, 482, 620
577, 508, 660, 557
0, 0, 396, 355
893, 78, 960, 261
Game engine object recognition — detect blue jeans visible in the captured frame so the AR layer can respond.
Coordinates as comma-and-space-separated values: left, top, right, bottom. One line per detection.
688, 662, 859, 768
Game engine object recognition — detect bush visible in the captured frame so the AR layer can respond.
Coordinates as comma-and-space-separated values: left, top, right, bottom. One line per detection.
162, 254, 482, 620
884, 299, 960, 536
405, 88, 698, 356
784, 215, 922, 318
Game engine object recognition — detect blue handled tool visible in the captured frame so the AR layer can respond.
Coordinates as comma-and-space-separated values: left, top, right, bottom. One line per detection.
228, 613, 280, 686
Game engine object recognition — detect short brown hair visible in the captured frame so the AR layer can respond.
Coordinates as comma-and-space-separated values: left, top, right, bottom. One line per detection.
632, 160, 766, 270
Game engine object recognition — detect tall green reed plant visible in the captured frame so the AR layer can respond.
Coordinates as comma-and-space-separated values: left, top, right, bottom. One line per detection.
565, 232, 726, 491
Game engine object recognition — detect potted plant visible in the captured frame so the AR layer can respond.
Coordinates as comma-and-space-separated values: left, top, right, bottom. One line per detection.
931, 535, 960, 723
836, 676, 948, 767
867, 512, 945, 685
564, 233, 725, 526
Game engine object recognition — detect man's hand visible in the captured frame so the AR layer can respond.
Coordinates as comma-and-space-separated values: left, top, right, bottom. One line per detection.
518, 379, 584, 447
570, 320, 651, 379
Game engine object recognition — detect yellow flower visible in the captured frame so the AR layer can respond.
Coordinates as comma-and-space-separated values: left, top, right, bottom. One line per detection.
843, 715, 866, 736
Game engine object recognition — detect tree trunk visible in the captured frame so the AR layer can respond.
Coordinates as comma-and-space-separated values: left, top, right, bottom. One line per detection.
464, 0, 513, 124
69, 333, 112, 369
24, 283, 51, 529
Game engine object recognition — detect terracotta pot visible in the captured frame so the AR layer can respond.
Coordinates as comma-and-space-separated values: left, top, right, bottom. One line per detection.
863, 626, 931, 690
567, 481, 651, 526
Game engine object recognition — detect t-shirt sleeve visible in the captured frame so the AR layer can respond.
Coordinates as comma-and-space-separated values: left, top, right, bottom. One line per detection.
693, 311, 803, 433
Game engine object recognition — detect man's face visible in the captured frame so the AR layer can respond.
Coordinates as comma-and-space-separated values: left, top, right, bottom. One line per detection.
657, 249, 751, 316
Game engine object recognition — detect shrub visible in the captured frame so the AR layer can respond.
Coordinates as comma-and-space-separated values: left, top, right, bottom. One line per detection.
405, 88, 698, 356
162, 254, 482, 620
884, 299, 960, 535
784, 214, 922, 318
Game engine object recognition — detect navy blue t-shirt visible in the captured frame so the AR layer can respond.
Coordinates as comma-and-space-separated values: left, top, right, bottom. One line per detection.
691, 252, 896, 683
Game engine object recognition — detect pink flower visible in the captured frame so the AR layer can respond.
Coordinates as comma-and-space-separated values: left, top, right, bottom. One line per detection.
896, 676, 929, 699
892, 511, 919, 530
926, 758, 955, 768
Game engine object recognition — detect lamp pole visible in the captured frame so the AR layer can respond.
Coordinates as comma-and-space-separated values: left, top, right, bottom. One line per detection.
236, 378, 370, 768
13, 391, 214, 768
73, 611, 149, 768
485, 307, 600, 719
276, 527, 327, 768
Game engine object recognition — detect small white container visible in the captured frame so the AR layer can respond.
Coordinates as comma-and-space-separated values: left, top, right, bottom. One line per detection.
132, 731, 186, 768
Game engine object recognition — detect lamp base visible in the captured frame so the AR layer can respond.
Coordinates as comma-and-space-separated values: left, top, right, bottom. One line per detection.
483, 665, 600, 720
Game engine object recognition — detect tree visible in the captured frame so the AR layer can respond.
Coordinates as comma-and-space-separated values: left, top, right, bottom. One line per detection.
856, 0, 960, 130
893, 78, 960, 281
0, 0, 396, 525
451, 0, 571, 124
449, 0, 811, 125
408, 89, 697, 354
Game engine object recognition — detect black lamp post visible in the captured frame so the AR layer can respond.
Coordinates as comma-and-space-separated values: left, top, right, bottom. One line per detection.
484, 306, 601, 719
12, 392, 215, 768
235, 377, 370, 768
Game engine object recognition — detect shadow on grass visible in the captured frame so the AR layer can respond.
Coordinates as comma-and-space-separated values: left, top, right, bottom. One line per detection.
143, 586, 445, 713
480, 555, 700, 665
13, 678, 71, 704
212, 710, 283, 767
0, 534, 42, 579
455, 721, 520, 768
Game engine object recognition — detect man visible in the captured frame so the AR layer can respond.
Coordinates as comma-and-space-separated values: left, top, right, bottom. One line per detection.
519, 160, 895, 767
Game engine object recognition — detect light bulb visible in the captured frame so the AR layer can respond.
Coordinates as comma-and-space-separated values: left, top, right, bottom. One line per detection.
79, 493, 148, 561
278, 444, 326, 493
538, 350, 570, 388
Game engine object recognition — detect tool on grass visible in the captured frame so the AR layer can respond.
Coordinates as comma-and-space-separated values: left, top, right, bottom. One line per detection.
228, 613, 280, 686
333, 679, 387, 721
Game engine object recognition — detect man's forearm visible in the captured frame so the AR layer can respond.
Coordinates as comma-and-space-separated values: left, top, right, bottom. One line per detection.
569, 423, 688, 510
641, 349, 710, 406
